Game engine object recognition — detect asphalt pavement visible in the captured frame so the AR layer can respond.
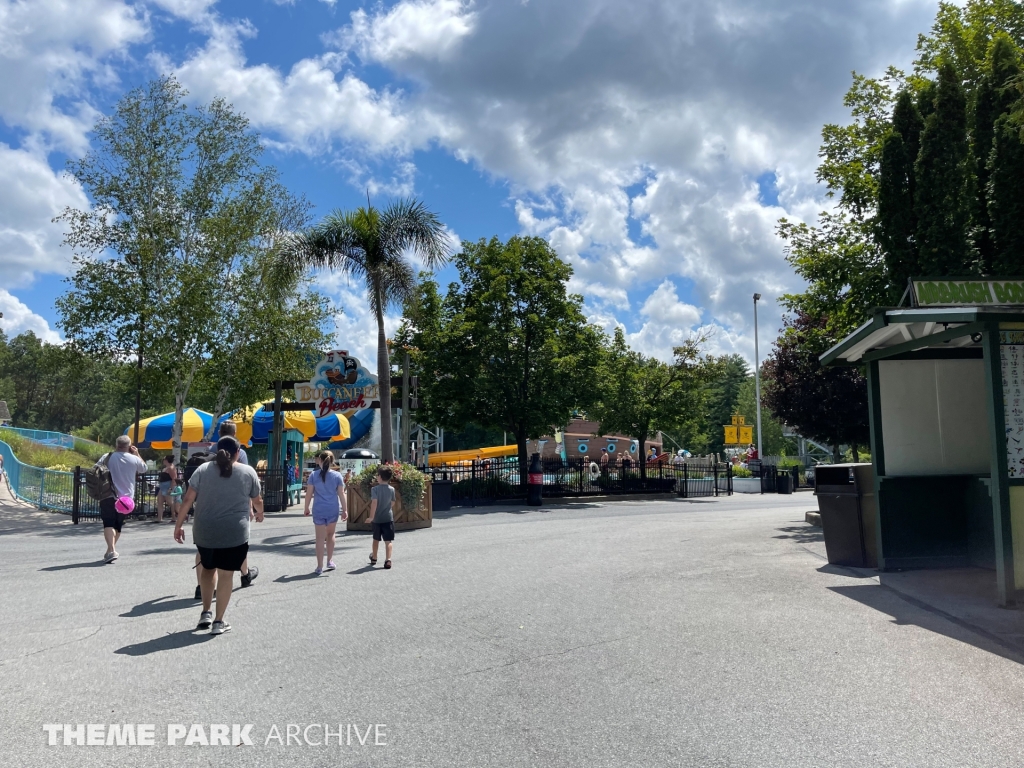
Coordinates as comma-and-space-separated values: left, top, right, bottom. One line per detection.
1, 487, 1023, 768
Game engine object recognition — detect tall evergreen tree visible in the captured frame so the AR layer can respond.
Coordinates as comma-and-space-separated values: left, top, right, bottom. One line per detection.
973, 33, 1021, 271
877, 90, 923, 296
987, 113, 1024, 275
915, 62, 974, 276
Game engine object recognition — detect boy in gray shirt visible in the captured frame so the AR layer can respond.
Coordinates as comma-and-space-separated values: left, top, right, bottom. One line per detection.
368, 466, 396, 569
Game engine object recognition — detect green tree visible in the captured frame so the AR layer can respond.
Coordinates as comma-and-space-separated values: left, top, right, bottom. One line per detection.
592, 328, 720, 479
57, 76, 315, 462
704, 354, 750, 456
412, 236, 602, 484
987, 113, 1024, 274
915, 62, 974, 275
972, 33, 1021, 270
286, 200, 450, 464
877, 90, 924, 295
735, 377, 794, 457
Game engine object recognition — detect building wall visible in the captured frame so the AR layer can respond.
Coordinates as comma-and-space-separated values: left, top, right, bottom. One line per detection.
878, 359, 990, 476
530, 419, 663, 461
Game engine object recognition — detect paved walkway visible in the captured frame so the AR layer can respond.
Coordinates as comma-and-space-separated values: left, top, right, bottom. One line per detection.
2, 491, 1023, 767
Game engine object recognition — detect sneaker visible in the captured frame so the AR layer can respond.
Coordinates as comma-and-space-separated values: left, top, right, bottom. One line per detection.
314, 566, 323, 576
240, 565, 258, 588
196, 611, 213, 630
210, 620, 231, 635
325, 561, 336, 571
194, 585, 202, 601
103, 551, 117, 563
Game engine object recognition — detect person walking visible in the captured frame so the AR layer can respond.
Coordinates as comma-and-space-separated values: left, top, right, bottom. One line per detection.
303, 451, 348, 575
95, 435, 147, 563
156, 456, 178, 523
174, 436, 263, 635
367, 466, 396, 569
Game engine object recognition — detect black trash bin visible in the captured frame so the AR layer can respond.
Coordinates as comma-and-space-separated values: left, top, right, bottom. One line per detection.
815, 464, 876, 567
777, 472, 792, 494
431, 479, 453, 512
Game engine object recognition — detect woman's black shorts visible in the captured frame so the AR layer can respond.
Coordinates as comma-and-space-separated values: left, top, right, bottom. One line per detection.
372, 522, 395, 542
196, 543, 249, 571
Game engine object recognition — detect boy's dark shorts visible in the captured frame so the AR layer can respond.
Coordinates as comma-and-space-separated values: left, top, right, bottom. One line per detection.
372, 522, 395, 542
196, 543, 249, 571
99, 497, 124, 532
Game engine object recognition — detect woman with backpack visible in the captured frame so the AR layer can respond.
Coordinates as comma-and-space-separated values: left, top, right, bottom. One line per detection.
303, 451, 347, 575
174, 436, 263, 635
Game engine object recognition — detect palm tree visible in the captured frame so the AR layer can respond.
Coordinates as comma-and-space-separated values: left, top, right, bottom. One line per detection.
287, 198, 450, 463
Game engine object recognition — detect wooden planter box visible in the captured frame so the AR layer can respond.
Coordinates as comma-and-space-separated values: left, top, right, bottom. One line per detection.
347, 479, 432, 532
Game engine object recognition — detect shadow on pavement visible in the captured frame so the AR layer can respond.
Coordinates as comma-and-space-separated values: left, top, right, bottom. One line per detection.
114, 630, 214, 656
829, 582, 1024, 665
273, 573, 321, 583
346, 565, 377, 575
40, 559, 109, 571
120, 596, 197, 617
773, 525, 824, 544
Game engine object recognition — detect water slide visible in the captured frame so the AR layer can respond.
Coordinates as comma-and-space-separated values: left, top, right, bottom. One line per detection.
427, 444, 518, 467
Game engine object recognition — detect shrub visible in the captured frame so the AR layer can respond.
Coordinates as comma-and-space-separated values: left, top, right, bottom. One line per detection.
353, 461, 428, 512
0, 428, 108, 470
731, 465, 752, 478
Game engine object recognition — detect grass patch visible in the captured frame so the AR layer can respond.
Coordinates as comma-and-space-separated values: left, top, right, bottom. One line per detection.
0, 428, 111, 470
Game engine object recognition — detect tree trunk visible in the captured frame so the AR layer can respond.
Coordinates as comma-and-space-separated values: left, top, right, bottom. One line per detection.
833, 444, 842, 463
172, 392, 185, 465
375, 287, 394, 463
637, 434, 648, 481
852, 445, 860, 463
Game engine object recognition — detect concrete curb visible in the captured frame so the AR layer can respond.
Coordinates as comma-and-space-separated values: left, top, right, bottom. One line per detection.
805, 510, 821, 527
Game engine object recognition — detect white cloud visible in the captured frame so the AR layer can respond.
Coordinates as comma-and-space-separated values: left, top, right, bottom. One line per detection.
0, 289, 62, 343
161, 19, 438, 154
0, 0, 148, 153
336, 0, 477, 65
0, 144, 90, 289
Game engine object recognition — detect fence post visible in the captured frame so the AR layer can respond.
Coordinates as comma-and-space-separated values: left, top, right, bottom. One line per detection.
713, 463, 719, 497
72, 467, 81, 524
682, 462, 688, 498
470, 460, 477, 508
39, 469, 46, 509
727, 463, 733, 496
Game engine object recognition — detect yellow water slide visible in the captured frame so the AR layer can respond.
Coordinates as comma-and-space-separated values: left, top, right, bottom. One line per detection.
427, 444, 518, 467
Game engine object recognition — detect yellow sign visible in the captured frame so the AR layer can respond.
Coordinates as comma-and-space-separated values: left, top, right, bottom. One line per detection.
724, 425, 738, 445
739, 426, 753, 445
731, 414, 746, 426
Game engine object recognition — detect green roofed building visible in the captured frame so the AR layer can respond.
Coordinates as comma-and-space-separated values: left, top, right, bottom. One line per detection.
821, 278, 1024, 606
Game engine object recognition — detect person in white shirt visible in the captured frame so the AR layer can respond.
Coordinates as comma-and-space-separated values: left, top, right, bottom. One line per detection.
97, 435, 147, 563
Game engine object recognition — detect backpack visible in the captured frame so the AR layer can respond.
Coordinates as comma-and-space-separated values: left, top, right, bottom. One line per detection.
85, 453, 114, 501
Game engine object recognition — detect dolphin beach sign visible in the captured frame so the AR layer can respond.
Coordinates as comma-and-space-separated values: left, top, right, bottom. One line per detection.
913, 278, 1024, 307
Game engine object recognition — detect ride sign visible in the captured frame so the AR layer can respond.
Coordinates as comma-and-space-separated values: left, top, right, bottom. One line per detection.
294, 351, 380, 418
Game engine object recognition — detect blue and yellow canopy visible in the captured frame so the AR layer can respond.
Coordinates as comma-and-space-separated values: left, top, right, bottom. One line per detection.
127, 405, 350, 448
126, 408, 215, 449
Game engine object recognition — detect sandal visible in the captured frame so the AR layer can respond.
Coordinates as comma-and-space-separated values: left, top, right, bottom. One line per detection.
369, 555, 377, 566
384, 560, 392, 569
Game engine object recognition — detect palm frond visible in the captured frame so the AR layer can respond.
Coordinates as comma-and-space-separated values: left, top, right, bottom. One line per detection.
378, 198, 452, 270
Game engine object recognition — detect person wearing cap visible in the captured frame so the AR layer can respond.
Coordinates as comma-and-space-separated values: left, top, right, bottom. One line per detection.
96, 435, 147, 563
174, 436, 264, 636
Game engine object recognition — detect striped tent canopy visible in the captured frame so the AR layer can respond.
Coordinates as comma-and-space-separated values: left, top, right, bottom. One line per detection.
218, 405, 350, 445
125, 408, 215, 449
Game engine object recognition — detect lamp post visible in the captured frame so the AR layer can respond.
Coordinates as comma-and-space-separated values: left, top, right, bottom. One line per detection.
753, 293, 763, 459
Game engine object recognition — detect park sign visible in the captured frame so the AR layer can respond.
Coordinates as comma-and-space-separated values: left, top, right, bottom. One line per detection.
293, 350, 380, 417
913, 278, 1024, 307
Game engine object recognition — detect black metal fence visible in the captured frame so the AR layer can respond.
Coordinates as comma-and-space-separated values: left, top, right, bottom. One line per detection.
425, 457, 732, 506
69, 467, 291, 522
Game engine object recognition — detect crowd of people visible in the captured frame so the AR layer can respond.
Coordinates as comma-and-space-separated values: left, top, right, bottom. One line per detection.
89, 427, 397, 636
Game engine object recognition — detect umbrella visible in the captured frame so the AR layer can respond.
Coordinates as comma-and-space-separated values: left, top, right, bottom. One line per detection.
216, 405, 350, 444
125, 408, 216, 449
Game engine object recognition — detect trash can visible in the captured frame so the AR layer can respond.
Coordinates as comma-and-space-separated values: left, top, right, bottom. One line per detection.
431, 479, 453, 512
777, 472, 792, 494
815, 464, 877, 567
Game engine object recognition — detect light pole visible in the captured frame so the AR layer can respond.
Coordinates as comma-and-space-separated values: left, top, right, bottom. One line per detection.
753, 293, 763, 459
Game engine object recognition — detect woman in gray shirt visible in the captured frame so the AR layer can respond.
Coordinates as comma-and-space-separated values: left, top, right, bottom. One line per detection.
175, 436, 263, 635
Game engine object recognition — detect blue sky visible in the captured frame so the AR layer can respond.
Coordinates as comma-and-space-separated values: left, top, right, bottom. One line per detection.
0, 0, 939, 365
